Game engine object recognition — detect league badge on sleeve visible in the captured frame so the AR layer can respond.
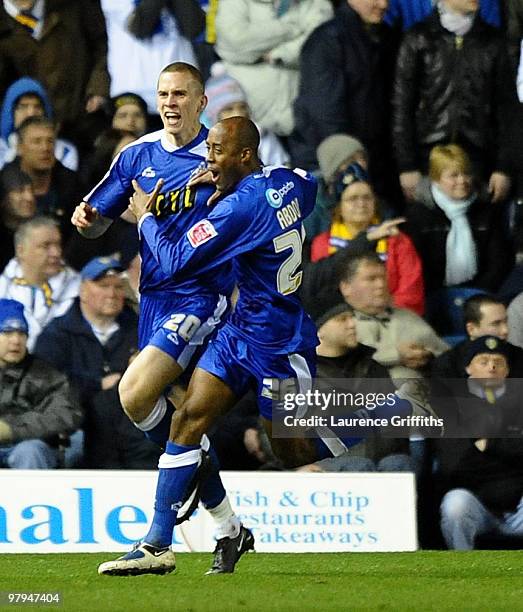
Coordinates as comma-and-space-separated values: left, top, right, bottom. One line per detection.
187, 219, 217, 248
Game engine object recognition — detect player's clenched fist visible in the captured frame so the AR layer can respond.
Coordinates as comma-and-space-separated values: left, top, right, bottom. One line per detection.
71, 202, 99, 229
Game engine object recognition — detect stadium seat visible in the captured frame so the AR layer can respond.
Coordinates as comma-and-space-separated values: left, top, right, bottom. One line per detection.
425, 287, 485, 337
441, 334, 467, 347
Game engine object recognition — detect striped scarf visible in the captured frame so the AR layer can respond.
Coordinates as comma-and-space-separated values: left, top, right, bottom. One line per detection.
14, 9, 37, 34
13, 277, 53, 308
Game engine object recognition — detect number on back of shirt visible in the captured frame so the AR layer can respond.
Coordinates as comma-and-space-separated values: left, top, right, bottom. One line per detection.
273, 229, 303, 295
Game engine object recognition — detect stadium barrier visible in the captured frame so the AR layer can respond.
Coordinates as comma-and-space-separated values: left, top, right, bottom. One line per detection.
0, 470, 417, 553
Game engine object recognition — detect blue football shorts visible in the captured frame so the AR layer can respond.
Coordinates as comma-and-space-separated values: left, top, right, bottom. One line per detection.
197, 323, 316, 420
138, 293, 228, 373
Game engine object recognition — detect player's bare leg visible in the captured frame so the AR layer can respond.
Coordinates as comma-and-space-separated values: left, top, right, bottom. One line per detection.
168, 367, 236, 442
116, 345, 187, 448
119, 346, 183, 423
99, 368, 254, 576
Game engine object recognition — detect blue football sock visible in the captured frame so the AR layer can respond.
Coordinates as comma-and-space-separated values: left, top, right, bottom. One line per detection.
200, 444, 227, 510
144, 441, 200, 548
139, 397, 176, 447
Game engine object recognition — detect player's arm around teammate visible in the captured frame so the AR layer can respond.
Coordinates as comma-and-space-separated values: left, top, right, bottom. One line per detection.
128, 118, 320, 468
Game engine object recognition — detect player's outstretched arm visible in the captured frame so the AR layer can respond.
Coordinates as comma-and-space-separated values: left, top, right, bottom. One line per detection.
71, 202, 113, 238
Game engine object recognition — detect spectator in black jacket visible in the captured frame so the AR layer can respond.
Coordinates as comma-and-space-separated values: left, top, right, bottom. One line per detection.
392, 1, 518, 203
0, 298, 82, 468
404, 145, 513, 294
292, 0, 399, 199
436, 336, 523, 549
34, 256, 159, 469
0, 0, 110, 132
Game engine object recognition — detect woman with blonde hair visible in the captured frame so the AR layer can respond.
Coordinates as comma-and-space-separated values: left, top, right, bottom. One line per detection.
311, 163, 425, 315
405, 144, 512, 293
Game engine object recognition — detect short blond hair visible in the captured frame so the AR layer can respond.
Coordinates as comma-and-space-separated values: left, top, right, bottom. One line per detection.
428, 144, 472, 181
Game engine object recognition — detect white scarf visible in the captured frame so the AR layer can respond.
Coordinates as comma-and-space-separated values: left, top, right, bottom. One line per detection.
437, 1, 475, 36
431, 182, 478, 286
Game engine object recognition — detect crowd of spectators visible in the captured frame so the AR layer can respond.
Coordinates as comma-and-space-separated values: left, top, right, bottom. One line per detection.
0, 0, 522, 551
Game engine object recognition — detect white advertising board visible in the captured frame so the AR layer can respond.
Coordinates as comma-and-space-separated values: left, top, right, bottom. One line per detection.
0, 470, 417, 553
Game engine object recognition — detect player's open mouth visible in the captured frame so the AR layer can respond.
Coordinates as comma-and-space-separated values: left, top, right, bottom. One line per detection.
164, 112, 181, 124
209, 169, 220, 183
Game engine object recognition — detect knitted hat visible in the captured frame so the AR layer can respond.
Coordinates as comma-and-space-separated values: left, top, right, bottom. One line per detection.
315, 303, 354, 331
464, 335, 511, 366
205, 63, 248, 126
0, 299, 28, 334
316, 134, 366, 184
333, 162, 369, 200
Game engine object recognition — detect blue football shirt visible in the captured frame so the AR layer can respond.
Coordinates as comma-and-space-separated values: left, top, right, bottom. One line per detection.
84, 126, 234, 298
139, 165, 319, 354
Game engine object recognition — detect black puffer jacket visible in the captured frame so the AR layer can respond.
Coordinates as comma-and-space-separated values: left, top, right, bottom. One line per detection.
0, 355, 82, 443
392, 10, 518, 175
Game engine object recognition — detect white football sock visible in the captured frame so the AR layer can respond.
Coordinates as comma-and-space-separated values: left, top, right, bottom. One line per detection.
207, 497, 241, 539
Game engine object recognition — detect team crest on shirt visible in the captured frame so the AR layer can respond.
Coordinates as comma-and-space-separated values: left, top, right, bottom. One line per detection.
141, 166, 156, 178
187, 220, 217, 248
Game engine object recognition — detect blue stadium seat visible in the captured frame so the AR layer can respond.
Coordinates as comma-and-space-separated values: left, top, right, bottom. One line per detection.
425, 287, 486, 337
442, 334, 467, 347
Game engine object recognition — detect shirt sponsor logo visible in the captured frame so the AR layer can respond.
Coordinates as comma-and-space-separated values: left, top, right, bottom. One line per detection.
265, 181, 294, 208
187, 220, 217, 248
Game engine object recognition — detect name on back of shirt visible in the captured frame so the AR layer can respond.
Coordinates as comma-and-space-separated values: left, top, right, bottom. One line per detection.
277, 197, 302, 230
